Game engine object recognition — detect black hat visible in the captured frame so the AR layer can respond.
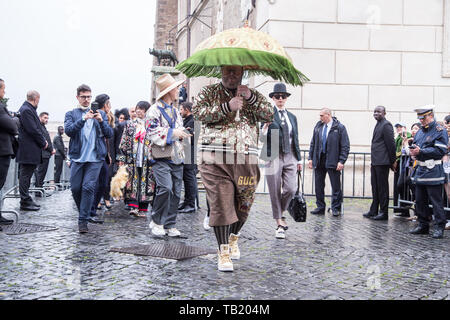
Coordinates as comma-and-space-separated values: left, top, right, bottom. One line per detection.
414, 107, 433, 119
269, 83, 291, 98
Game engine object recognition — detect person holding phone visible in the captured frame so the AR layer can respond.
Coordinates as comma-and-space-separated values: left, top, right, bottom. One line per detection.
409, 108, 448, 239
64, 84, 113, 233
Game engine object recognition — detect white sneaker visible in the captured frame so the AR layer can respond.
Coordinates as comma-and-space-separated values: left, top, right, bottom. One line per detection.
445, 220, 450, 230
149, 220, 156, 229
165, 228, 181, 237
275, 226, 286, 239
151, 223, 166, 236
203, 215, 211, 231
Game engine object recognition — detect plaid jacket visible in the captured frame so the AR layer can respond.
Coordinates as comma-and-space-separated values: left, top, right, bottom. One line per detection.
193, 83, 274, 156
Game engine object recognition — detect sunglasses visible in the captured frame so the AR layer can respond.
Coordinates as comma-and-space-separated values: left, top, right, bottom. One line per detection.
273, 94, 287, 100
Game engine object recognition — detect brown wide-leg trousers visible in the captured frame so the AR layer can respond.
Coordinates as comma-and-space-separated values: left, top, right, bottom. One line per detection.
199, 151, 260, 227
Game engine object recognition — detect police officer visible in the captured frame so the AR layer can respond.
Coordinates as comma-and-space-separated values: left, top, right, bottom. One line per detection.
409, 107, 449, 239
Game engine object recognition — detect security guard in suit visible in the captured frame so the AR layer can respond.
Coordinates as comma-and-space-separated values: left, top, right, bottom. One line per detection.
409, 107, 449, 239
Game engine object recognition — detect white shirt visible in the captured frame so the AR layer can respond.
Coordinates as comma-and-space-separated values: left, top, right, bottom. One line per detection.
276, 106, 293, 145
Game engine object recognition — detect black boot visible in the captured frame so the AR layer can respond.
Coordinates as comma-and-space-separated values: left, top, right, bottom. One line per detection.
431, 228, 444, 239
372, 212, 388, 221
363, 211, 377, 219
311, 208, 325, 215
0, 215, 14, 225
410, 224, 429, 235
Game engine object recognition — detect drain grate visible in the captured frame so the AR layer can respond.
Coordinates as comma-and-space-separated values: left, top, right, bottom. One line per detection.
110, 243, 216, 260
1, 223, 58, 235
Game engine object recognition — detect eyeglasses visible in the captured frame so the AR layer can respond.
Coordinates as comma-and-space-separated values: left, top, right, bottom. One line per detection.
78, 95, 92, 100
273, 94, 287, 100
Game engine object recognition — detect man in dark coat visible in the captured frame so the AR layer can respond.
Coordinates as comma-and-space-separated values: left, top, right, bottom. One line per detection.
178, 101, 198, 213
34, 112, 55, 193
0, 78, 17, 227
308, 108, 350, 216
16, 91, 48, 211
409, 108, 448, 239
53, 126, 66, 185
363, 106, 396, 220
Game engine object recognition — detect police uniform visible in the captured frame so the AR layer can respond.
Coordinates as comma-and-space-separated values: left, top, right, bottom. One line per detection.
410, 108, 449, 238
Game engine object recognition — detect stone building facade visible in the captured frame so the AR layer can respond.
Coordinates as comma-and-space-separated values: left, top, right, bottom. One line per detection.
160, 0, 450, 151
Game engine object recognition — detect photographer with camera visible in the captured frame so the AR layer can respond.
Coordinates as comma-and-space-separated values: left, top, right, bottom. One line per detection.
0, 78, 17, 227
64, 85, 113, 233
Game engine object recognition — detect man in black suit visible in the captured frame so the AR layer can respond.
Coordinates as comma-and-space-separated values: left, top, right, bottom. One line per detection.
260, 83, 302, 239
53, 126, 66, 186
0, 78, 17, 227
178, 101, 198, 214
308, 108, 350, 216
363, 106, 396, 220
17, 91, 48, 211
34, 112, 55, 193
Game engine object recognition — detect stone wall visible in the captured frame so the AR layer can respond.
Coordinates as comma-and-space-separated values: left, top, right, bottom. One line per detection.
255, 0, 449, 151
172, 0, 450, 151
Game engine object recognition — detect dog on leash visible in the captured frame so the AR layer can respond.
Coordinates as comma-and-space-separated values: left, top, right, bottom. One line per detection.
110, 165, 129, 200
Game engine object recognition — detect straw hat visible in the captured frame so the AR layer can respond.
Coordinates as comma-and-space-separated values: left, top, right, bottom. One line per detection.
155, 74, 184, 101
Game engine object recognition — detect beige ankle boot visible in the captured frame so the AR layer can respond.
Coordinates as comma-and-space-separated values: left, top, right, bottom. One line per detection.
217, 244, 233, 272
228, 233, 240, 260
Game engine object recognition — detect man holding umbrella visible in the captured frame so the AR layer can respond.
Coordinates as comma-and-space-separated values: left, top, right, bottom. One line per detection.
194, 65, 273, 272
177, 24, 309, 272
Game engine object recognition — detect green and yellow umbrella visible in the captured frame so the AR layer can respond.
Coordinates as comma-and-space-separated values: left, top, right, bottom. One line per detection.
176, 25, 309, 86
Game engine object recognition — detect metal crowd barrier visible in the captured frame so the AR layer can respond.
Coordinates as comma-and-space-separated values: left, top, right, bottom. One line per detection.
396, 155, 450, 213
0, 157, 71, 222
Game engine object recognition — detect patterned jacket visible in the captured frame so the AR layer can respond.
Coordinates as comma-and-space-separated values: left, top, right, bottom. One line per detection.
146, 100, 185, 161
193, 83, 274, 156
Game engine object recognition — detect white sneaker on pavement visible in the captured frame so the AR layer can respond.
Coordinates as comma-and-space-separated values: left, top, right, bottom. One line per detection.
275, 226, 286, 239
151, 223, 166, 236
445, 220, 450, 230
166, 228, 181, 237
203, 215, 211, 231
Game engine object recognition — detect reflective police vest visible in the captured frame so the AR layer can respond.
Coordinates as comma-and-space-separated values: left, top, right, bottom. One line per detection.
411, 121, 449, 185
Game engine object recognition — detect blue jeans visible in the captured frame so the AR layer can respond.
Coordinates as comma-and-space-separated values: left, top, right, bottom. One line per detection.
70, 161, 103, 222
90, 160, 109, 216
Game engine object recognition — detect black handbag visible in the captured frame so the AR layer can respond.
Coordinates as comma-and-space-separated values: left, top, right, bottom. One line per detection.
288, 171, 307, 222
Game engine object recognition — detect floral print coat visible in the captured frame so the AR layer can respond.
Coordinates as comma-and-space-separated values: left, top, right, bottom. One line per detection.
117, 119, 155, 203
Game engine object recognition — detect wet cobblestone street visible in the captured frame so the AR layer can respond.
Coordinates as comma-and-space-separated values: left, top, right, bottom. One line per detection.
0, 190, 449, 300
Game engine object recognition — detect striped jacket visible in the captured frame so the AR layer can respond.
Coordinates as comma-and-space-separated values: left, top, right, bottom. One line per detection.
193, 83, 274, 156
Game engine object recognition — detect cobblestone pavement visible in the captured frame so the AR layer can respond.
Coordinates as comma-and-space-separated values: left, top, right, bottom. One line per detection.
0, 189, 449, 300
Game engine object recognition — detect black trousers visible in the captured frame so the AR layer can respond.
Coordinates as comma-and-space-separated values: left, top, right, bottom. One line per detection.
0, 156, 11, 190
182, 164, 198, 207
369, 165, 390, 214
35, 157, 50, 188
314, 154, 342, 211
54, 156, 64, 184
415, 184, 446, 229
0, 156, 11, 213
19, 163, 37, 203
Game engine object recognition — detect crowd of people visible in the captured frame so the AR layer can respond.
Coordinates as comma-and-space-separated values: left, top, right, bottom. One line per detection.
1, 71, 450, 272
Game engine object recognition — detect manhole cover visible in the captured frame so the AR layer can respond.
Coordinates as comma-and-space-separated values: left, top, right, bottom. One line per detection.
110, 243, 216, 260
1, 223, 58, 235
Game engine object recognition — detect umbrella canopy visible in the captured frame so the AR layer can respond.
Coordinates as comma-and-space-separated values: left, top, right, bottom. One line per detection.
176, 26, 309, 86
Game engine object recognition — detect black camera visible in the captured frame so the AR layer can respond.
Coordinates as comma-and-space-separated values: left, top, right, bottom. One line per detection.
9, 111, 20, 118
90, 102, 100, 113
